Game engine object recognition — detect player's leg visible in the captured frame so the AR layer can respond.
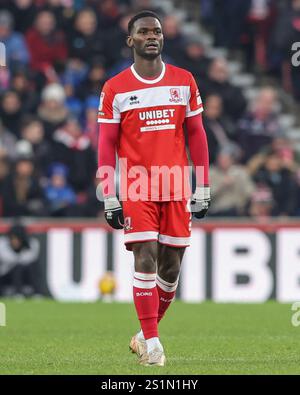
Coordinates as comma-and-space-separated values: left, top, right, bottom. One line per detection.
123, 199, 165, 365
132, 240, 159, 345
131, 241, 165, 362
157, 245, 186, 323
131, 241, 166, 365
156, 199, 191, 323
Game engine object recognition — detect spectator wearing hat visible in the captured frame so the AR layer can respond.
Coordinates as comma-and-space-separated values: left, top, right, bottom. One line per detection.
0, 223, 40, 297
0, 10, 30, 70
43, 162, 77, 217
38, 83, 69, 141
209, 146, 255, 217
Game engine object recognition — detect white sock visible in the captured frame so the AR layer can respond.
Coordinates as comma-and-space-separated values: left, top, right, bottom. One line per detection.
146, 337, 163, 353
136, 329, 145, 341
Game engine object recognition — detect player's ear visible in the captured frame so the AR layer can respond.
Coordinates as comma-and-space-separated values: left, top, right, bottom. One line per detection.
127, 35, 133, 48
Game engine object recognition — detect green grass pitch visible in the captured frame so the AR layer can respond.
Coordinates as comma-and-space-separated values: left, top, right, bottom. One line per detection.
0, 300, 300, 375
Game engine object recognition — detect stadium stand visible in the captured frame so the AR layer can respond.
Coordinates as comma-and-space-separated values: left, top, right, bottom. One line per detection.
0, 0, 299, 220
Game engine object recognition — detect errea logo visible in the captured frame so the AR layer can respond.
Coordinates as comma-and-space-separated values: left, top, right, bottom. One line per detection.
129, 95, 140, 105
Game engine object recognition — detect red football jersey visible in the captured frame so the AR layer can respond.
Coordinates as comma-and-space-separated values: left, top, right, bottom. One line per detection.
98, 62, 203, 201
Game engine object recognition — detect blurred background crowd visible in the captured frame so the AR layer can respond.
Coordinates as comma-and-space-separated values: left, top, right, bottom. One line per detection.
0, 0, 300, 221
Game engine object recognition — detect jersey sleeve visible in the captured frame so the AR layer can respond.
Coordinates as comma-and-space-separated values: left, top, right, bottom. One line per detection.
185, 74, 204, 118
97, 82, 121, 124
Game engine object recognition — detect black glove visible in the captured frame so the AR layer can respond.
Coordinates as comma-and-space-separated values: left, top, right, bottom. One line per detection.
190, 186, 210, 219
104, 197, 124, 229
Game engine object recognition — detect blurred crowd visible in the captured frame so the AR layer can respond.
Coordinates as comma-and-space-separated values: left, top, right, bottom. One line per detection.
0, 0, 299, 221
201, 0, 300, 99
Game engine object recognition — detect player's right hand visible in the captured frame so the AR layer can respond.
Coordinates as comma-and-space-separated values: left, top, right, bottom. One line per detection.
191, 186, 211, 219
104, 197, 124, 229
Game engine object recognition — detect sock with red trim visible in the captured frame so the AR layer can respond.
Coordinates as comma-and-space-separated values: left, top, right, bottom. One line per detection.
133, 272, 159, 340
156, 274, 179, 323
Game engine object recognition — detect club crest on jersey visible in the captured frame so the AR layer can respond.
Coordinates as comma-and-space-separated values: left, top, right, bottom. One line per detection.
124, 217, 133, 231
169, 88, 182, 103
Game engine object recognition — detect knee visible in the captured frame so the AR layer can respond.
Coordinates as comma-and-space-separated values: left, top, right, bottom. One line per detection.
158, 261, 181, 283
135, 255, 156, 273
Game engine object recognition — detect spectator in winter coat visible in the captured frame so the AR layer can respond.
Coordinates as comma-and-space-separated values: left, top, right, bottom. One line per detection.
0, 223, 40, 297
202, 94, 240, 164
0, 10, 29, 70
1, 154, 46, 217
38, 83, 69, 141
52, 117, 97, 193
67, 8, 105, 66
237, 87, 282, 163
252, 151, 298, 216
43, 163, 77, 217
209, 146, 255, 216
0, 90, 23, 138
201, 57, 247, 121
26, 10, 68, 79
0, 119, 17, 160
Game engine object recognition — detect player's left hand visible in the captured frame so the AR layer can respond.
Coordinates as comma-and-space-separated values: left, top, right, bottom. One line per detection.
191, 186, 210, 219
104, 196, 124, 229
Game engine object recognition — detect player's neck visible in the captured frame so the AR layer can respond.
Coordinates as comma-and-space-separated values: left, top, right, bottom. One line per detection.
133, 57, 163, 79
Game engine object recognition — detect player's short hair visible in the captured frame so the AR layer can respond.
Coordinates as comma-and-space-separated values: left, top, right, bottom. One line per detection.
128, 10, 162, 35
